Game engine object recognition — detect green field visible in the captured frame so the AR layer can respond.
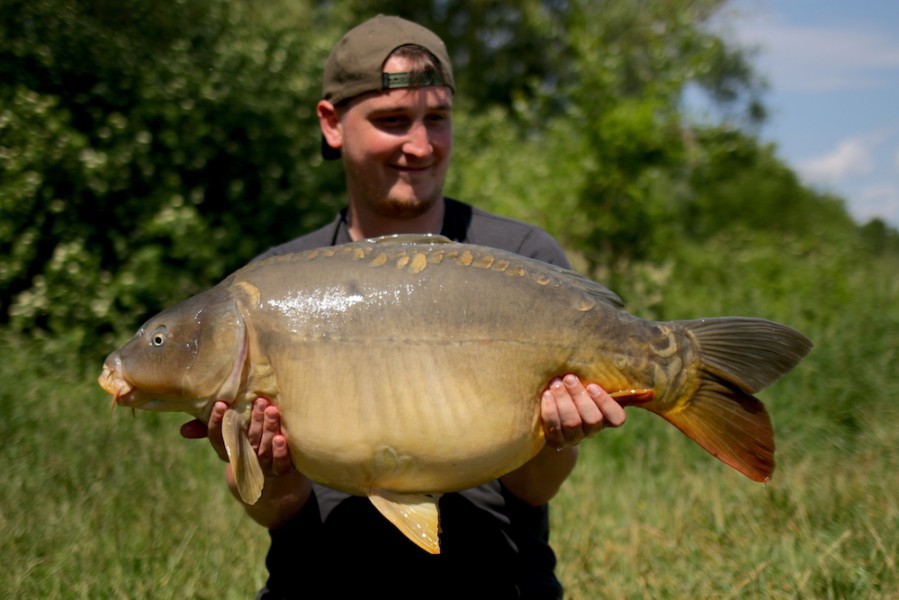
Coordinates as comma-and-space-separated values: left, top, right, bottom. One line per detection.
2, 243, 897, 599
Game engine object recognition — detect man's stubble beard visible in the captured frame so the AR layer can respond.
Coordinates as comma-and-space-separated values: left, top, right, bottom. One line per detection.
375, 193, 442, 220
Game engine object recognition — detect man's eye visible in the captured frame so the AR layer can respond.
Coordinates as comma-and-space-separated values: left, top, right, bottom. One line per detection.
375, 116, 408, 128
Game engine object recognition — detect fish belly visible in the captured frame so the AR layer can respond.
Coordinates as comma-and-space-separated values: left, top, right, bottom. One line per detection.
270, 341, 556, 495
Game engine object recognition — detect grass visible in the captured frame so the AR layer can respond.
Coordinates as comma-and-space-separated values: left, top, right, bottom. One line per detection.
2, 238, 897, 598
0, 335, 271, 598
554, 408, 898, 598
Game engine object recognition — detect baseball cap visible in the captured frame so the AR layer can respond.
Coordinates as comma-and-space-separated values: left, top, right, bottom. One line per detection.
320, 15, 455, 160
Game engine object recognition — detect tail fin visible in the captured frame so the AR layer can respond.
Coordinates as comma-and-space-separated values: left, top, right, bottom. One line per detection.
685, 317, 813, 393
650, 317, 812, 482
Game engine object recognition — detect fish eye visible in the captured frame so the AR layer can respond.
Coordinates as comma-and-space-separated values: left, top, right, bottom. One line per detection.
150, 326, 168, 347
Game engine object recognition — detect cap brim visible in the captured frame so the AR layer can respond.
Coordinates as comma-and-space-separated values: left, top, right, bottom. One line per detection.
321, 135, 341, 161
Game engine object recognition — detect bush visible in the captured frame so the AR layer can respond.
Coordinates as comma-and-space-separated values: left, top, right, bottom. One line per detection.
0, 0, 345, 351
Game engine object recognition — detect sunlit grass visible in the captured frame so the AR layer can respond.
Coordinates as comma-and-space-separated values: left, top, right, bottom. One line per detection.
0, 336, 270, 598
554, 403, 898, 599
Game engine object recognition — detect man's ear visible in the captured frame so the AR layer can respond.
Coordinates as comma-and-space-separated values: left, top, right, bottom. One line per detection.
317, 100, 342, 151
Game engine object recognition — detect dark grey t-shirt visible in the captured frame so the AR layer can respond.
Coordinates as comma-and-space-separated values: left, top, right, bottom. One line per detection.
258, 198, 569, 600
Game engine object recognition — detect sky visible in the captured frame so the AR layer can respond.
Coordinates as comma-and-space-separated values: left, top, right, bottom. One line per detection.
708, 0, 899, 227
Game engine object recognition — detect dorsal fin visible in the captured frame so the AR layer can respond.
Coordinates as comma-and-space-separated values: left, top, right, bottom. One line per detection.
370, 234, 453, 245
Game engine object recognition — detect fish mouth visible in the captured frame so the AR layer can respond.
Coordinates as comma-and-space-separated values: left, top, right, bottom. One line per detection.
98, 363, 137, 407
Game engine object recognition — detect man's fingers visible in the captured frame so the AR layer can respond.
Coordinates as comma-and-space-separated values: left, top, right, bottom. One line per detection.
256, 404, 295, 477
587, 383, 627, 428
270, 434, 293, 476
540, 385, 563, 448
563, 374, 603, 436
207, 401, 229, 462
257, 405, 279, 462
248, 398, 267, 450
541, 376, 627, 449
544, 377, 584, 448
186, 397, 297, 473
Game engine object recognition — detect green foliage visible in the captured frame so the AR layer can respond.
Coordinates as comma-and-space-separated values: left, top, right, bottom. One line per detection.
678, 127, 857, 239
4, 0, 895, 353
550, 240, 899, 598
859, 217, 899, 255
446, 0, 790, 294
0, 0, 344, 349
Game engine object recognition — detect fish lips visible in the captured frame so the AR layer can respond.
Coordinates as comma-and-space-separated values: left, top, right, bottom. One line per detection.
99, 362, 138, 407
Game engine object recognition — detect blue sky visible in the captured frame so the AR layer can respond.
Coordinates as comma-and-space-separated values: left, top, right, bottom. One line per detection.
710, 0, 899, 227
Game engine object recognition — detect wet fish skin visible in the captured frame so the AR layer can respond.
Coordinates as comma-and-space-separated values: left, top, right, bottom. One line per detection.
98, 234, 812, 553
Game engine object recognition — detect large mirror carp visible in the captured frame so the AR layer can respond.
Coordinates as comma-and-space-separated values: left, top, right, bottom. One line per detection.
99, 234, 812, 553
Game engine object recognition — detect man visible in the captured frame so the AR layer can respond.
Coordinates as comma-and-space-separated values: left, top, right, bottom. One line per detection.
182, 15, 625, 599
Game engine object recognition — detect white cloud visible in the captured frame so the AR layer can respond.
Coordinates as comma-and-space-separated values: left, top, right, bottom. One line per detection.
798, 137, 874, 183
796, 132, 899, 226
712, 1, 899, 227
856, 184, 899, 224
719, 3, 899, 93
763, 28, 899, 92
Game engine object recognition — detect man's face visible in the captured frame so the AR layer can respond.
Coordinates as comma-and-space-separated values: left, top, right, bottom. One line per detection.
336, 56, 453, 221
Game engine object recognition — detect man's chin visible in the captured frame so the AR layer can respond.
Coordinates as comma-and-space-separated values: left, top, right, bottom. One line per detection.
379, 193, 442, 219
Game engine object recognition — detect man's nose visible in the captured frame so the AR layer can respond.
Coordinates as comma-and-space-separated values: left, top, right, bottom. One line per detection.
402, 121, 432, 157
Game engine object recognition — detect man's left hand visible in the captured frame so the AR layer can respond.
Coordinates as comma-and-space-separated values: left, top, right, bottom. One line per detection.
540, 374, 626, 448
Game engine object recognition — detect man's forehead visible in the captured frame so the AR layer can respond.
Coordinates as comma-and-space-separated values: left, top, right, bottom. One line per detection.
356, 85, 453, 113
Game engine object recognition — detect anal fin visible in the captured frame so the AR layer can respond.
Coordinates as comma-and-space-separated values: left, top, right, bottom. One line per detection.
610, 388, 654, 406
223, 407, 264, 505
369, 490, 442, 554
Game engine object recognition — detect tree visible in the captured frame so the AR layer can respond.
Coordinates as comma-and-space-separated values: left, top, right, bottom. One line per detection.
0, 0, 341, 348
1, 0, 887, 352
444, 0, 768, 287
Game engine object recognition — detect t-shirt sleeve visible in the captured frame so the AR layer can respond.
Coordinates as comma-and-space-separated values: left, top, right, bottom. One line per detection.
252, 216, 341, 262
461, 205, 572, 270
515, 228, 571, 269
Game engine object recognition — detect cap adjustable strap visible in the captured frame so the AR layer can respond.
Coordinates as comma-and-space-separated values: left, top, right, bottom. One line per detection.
382, 71, 446, 90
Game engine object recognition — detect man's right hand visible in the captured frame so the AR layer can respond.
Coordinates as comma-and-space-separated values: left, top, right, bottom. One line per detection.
181, 398, 311, 529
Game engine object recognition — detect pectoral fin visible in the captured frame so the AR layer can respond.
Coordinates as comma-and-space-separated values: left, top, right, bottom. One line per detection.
369, 490, 442, 554
222, 407, 264, 505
